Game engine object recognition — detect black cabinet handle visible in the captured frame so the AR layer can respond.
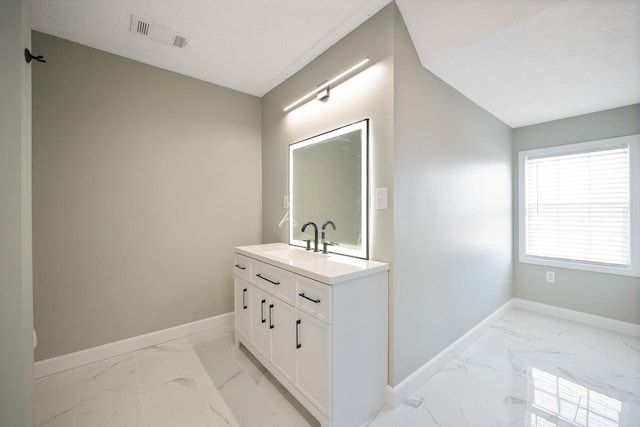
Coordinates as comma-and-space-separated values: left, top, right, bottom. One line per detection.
298, 292, 321, 304
234, 264, 246, 270
261, 299, 266, 323
242, 288, 248, 309
269, 304, 274, 329
256, 273, 280, 285
296, 319, 302, 349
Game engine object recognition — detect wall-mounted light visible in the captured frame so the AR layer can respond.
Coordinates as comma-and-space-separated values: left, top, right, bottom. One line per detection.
283, 57, 370, 112
316, 85, 330, 102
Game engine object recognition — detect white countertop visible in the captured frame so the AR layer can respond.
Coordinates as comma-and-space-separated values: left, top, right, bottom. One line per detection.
235, 243, 388, 285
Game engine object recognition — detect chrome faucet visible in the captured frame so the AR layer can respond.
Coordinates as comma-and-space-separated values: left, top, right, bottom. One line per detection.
321, 220, 336, 254
301, 221, 319, 252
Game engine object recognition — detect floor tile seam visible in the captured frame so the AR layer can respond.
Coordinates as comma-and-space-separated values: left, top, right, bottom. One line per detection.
34, 401, 75, 427
133, 350, 149, 427
450, 352, 528, 381
45, 366, 86, 426
228, 364, 256, 388
73, 361, 91, 405
247, 369, 300, 427
424, 371, 529, 405
180, 339, 222, 426
224, 345, 263, 390
72, 363, 92, 424
188, 335, 246, 426
417, 380, 531, 425
70, 391, 80, 427
220, 344, 296, 427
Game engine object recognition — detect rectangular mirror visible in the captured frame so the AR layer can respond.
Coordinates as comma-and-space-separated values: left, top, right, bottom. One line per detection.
289, 119, 369, 259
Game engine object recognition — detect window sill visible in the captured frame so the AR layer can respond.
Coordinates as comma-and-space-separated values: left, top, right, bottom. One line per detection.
519, 256, 639, 277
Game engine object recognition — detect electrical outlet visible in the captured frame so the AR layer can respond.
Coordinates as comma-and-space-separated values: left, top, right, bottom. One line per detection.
546, 271, 555, 283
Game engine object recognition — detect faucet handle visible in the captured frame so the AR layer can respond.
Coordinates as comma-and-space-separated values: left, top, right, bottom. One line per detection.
322, 241, 337, 254
303, 239, 312, 251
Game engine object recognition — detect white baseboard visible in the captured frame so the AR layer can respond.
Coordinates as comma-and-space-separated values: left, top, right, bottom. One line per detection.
34, 312, 234, 379
385, 299, 514, 408
513, 298, 640, 337
385, 297, 640, 408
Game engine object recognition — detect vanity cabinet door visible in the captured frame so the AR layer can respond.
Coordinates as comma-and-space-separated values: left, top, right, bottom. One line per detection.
295, 310, 331, 415
250, 286, 270, 359
269, 299, 296, 382
234, 278, 251, 341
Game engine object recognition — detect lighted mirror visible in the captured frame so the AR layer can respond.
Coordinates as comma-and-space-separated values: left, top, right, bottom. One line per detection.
289, 119, 369, 259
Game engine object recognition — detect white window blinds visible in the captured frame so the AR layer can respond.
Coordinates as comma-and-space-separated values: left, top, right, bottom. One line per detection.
524, 144, 630, 267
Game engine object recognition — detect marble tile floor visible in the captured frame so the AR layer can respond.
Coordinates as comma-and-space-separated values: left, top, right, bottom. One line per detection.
35, 308, 640, 427
34, 328, 240, 427
366, 309, 640, 427
189, 324, 319, 427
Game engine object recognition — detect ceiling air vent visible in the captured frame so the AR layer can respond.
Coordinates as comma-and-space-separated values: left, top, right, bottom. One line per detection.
173, 35, 187, 48
130, 15, 188, 49
135, 19, 150, 36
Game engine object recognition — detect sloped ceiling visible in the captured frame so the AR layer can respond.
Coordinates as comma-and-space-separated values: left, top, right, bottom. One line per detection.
397, 0, 640, 127
32, 0, 640, 128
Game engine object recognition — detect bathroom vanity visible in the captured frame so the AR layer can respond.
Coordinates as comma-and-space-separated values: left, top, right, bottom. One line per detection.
233, 243, 388, 427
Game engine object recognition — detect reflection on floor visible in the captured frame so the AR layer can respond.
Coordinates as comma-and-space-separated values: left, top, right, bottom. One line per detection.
529, 367, 622, 426
34, 308, 640, 426
366, 309, 640, 427
190, 324, 319, 427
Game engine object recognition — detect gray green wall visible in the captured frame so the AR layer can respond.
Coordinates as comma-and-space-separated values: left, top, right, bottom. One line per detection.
262, 4, 513, 386
392, 9, 513, 383
262, 3, 396, 377
0, 0, 34, 424
513, 104, 640, 324
261, 5, 395, 265
32, 32, 262, 360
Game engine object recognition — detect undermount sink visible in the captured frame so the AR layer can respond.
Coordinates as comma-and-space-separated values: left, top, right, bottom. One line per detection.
264, 247, 329, 262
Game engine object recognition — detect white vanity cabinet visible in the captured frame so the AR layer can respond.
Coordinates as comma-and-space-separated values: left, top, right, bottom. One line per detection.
233, 255, 251, 341
234, 278, 251, 341
249, 285, 296, 381
295, 309, 330, 413
233, 243, 389, 427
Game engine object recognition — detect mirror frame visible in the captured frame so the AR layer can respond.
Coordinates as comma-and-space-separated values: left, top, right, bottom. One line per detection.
289, 119, 369, 259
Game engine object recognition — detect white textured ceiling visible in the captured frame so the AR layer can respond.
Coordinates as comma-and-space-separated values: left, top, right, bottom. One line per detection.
32, 0, 640, 128
31, 0, 391, 97
397, 0, 640, 127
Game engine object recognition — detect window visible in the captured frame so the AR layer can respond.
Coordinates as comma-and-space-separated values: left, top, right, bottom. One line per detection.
518, 135, 639, 277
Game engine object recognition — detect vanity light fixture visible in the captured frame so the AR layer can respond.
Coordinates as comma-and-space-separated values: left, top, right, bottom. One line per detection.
316, 85, 330, 102
283, 57, 370, 112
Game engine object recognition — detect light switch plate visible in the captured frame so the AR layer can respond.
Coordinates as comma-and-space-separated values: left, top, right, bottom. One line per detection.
376, 188, 388, 209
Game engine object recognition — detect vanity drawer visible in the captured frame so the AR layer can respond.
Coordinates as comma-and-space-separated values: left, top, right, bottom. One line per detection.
233, 254, 250, 282
250, 259, 295, 305
295, 276, 332, 324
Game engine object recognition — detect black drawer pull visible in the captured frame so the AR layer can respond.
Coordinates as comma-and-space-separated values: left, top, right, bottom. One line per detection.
269, 304, 274, 329
256, 273, 280, 285
298, 292, 321, 304
242, 288, 248, 309
296, 319, 302, 349
261, 299, 266, 323
234, 264, 246, 270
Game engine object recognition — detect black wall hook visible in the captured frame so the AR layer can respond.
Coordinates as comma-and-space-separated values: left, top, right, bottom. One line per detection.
25, 48, 46, 64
